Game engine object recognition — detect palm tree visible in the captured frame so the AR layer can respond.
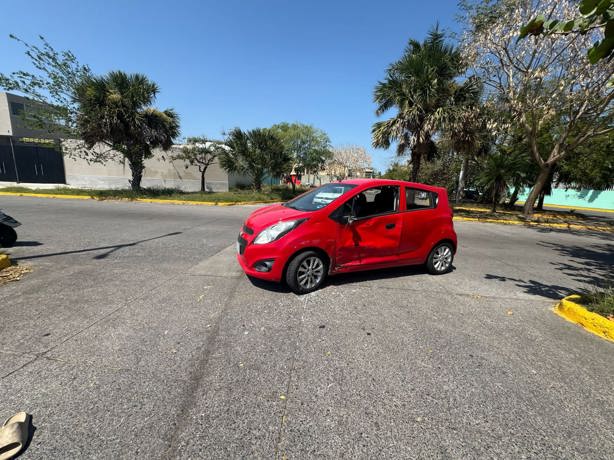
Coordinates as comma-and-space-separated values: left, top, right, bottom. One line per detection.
476, 152, 522, 213
446, 89, 492, 203
220, 128, 290, 191
75, 71, 180, 190
372, 27, 470, 182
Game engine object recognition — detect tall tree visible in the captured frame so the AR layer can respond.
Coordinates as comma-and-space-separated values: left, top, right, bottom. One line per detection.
220, 128, 289, 191
372, 27, 472, 181
0, 34, 91, 139
270, 122, 332, 189
170, 137, 226, 192
75, 71, 180, 190
461, 0, 613, 216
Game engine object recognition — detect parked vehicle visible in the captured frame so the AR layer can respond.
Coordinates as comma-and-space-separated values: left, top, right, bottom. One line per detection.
237, 179, 457, 294
0, 211, 20, 247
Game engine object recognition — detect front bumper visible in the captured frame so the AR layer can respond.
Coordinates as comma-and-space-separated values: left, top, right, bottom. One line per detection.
236, 234, 287, 282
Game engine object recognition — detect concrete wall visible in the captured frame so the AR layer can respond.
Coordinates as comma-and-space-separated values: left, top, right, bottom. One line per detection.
517, 186, 614, 211
0, 92, 62, 139
0, 93, 12, 136
61, 140, 250, 191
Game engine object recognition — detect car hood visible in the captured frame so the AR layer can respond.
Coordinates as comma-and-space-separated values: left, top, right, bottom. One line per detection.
244, 204, 312, 233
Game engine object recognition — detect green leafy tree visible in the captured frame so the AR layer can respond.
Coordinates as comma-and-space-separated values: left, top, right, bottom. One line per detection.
520, 0, 614, 64
75, 71, 180, 190
372, 27, 475, 181
170, 137, 226, 192
461, 0, 613, 217
0, 34, 91, 137
382, 161, 410, 180
270, 122, 332, 189
220, 128, 289, 191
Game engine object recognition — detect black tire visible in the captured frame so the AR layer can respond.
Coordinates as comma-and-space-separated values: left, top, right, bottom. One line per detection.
426, 242, 454, 275
0, 224, 17, 248
285, 250, 328, 294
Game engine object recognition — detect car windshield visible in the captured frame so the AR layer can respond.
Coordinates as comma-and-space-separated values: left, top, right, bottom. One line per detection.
284, 183, 357, 211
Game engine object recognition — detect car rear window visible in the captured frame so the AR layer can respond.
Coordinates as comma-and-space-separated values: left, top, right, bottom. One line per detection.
406, 188, 437, 210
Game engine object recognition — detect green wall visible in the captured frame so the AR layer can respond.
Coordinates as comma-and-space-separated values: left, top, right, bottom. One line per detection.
517, 187, 614, 211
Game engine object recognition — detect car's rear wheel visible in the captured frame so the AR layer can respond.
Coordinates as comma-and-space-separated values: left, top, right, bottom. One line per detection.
426, 242, 454, 275
0, 224, 17, 248
286, 251, 327, 294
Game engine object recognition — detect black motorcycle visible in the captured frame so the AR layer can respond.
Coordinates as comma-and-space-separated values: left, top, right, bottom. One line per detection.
0, 211, 20, 247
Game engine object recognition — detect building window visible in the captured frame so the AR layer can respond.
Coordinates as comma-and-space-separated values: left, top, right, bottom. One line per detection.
10, 102, 25, 116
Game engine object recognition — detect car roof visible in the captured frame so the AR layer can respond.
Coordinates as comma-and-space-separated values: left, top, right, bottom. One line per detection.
338, 178, 443, 192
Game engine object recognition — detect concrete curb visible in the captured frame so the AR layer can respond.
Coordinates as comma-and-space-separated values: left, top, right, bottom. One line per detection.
554, 294, 614, 343
0, 253, 11, 271
0, 191, 278, 207
454, 216, 612, 233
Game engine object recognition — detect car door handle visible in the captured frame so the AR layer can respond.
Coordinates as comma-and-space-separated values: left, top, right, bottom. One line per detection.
385, 223, 395, 229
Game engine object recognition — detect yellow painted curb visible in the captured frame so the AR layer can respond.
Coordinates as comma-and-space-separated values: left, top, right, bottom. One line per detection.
516, 201, 614, 214
554, 294, 614, 343
0, 191, 278, 207
454, 216, 611, 233
0, 253, 11, 271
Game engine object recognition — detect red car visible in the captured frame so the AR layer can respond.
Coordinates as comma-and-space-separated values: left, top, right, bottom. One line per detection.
237, 179, 457, 294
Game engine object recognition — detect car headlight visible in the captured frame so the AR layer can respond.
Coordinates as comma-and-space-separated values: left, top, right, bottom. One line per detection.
253, 219, 306, 245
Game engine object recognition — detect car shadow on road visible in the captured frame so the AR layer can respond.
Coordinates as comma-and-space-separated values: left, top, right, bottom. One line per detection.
12, 232, 182, 261
248, 264, 443, 294
485, 239, 614, 299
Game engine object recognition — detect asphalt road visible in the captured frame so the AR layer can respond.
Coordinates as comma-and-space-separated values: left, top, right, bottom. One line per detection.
1, 196, 613, 459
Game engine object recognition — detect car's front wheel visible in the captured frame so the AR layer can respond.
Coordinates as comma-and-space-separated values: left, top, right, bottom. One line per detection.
426, 242, 454, 275
0, 224, 17, 248
286, 251, 327, 294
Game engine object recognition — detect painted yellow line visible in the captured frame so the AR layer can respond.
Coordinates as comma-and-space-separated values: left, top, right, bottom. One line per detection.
0, 191, 94, 200
0, 191, 278, 207
0, 253, 11, 271
454, 216, 612, 232
516, 201, 614, 214
554, 294, 614, 343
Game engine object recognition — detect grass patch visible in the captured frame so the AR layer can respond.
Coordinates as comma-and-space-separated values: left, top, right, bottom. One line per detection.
0, 185, 307, 203
452, 203, 614, 231
578, 288, 614, 320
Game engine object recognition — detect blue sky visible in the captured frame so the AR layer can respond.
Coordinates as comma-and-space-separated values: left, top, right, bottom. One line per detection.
1, 0, 462, 171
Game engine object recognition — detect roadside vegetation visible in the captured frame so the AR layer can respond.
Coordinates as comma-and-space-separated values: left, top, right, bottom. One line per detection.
0, 185, 306, 203
578, 288, 614, 321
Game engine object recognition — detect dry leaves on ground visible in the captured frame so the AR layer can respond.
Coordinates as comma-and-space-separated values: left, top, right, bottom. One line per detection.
0, 264, 32, 285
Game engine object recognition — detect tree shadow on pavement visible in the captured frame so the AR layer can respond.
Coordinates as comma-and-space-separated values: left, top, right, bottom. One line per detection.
485, 239, 614, 299
484, 274, 574, 299
12, 232, 182, 261
12, 241, 43, 247
537, 240, 614, 289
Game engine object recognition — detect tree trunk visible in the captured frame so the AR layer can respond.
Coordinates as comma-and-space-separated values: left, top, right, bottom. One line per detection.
253, 175, 262, 192
200, 170, 206, 193
507, 186, 520, 209
128, 155, 144, 191
537, 189, 546, 211
491, 182, 498, 213
291, 179, 296, 194
456, 155, 469, 203
409, 143, 425, 182
522, 165, 552, 217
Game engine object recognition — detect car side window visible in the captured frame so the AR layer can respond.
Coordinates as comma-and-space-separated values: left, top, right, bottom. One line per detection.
406, 188, 437, 210
348, 186, 400, 219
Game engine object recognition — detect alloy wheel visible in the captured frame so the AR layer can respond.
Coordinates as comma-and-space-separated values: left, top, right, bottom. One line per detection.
296, 256, 324, 290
